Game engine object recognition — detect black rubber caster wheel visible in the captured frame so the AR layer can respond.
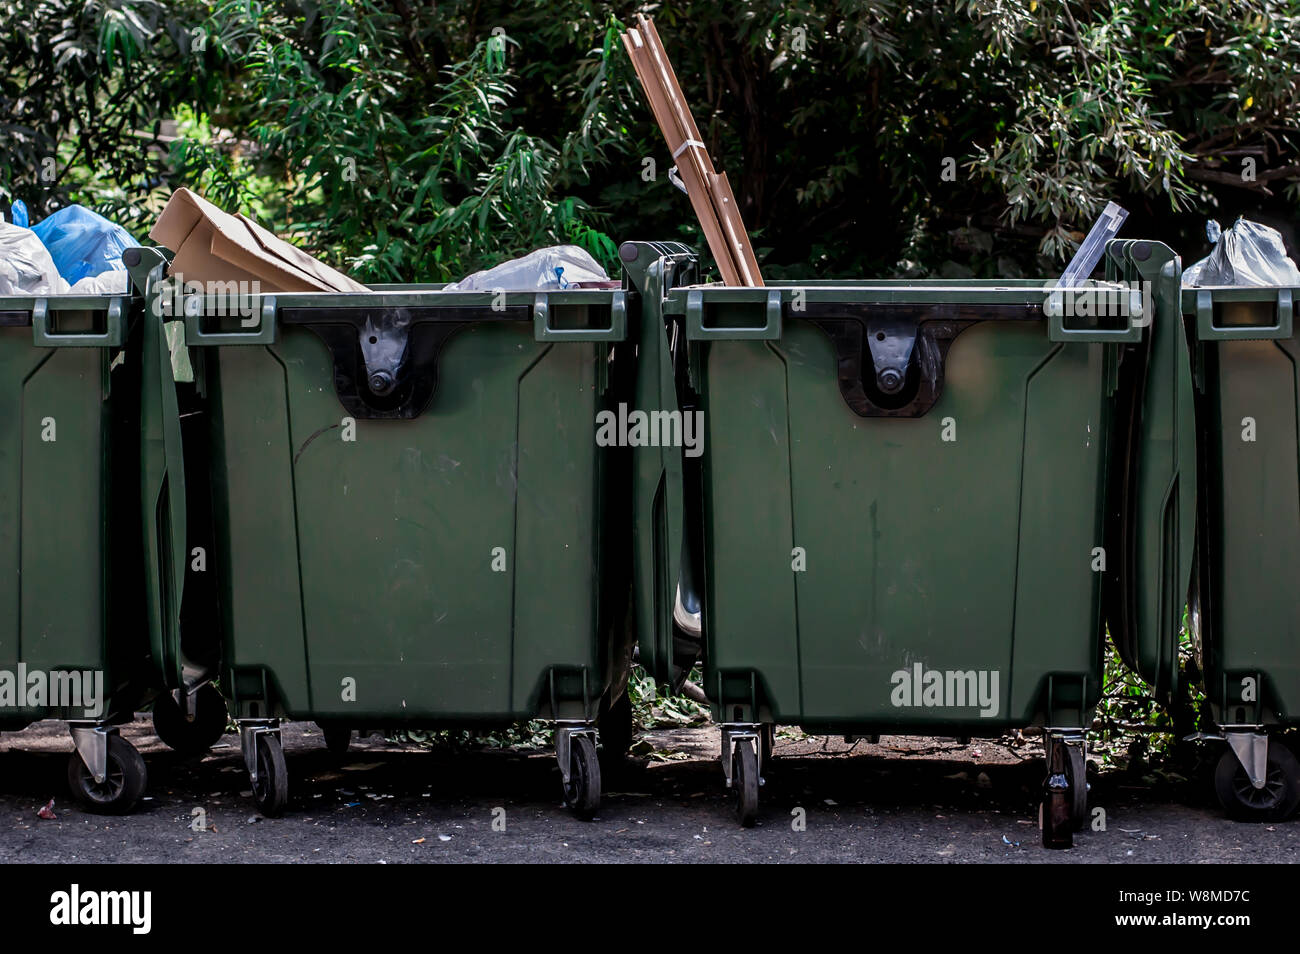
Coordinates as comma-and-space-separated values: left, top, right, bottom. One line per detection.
250, 733, 288, 818
320, 725, 351, 757
733, 738, 759, 827
152, 684, 229, 756
67, 735, 147, 815
1066, 744, 1089, 831
562, 735, 600, 820
1214, 744, 1300, 822
599, 691, 634, 762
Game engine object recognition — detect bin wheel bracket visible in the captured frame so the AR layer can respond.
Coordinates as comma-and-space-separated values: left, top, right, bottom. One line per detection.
721, 724, 762, 827
239, 720, 281, 787
68, 722, 117, 785
719, 723, 765, 788
555, 721, 598, 787
556, 722, 600, 819
1224, 729, 1270, 790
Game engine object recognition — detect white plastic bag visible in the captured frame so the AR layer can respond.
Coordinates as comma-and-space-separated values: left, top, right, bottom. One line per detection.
69, 270, 130, 295
444, 245, 608, 291
0, 221, 69, 295
1183, 218, 1300, 287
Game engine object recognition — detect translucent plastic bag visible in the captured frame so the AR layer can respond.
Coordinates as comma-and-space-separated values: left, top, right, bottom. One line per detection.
1183, 218, 1300, 287
69, 270, 130, 295
0, 221, 69, 295
444, 245, 609, 292
31, 204, 139, 285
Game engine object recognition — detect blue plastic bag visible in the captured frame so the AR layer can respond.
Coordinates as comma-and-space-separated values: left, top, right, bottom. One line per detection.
31, 205, 139, 284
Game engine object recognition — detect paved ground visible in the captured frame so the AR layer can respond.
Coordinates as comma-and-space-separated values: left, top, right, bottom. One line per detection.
1, 719, 1295, 863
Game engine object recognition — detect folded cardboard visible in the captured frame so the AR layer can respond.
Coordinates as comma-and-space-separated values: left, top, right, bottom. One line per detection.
621, 15, 762, 287
149, 188, 368, 293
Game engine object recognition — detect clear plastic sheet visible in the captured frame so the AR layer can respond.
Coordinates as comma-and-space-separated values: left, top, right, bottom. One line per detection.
1183, 217, 1300, 287
1058, 201, 1129, 288
444, 245, 609, 291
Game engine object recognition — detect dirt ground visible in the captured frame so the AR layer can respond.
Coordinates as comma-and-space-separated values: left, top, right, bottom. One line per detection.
1, 718, 1296, 864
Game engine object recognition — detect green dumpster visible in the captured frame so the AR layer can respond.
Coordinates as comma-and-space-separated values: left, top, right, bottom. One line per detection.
0, 277, 202, 812
134, 245, 638, 818
1099, 239, 1197, 746
1181, 277, 1299, 820
650, 241, 1167, 829
621, 241, 704, 695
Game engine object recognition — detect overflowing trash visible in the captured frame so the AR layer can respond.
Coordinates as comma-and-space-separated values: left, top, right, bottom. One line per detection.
150, 188, 368, 293
1183, 217, 1300, 287
1, 202, 139, 295
443, 245, 610, 291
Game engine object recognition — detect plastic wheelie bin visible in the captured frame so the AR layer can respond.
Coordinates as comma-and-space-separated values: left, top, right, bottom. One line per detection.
620, 241, 705, 697
0, 276, 208, 812
1179, 275, 1299, 820
644, 241, 1165, 831
1100, 239, 1198, 760
132, 245, 638, 818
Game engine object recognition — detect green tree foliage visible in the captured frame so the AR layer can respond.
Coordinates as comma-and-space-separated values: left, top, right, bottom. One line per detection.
2, 0, 1297, 280
173, 0, 635, 279
0, 0, 216, 227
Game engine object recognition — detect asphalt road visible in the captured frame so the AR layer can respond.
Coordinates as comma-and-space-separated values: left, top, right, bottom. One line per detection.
1, 719, 1296, 863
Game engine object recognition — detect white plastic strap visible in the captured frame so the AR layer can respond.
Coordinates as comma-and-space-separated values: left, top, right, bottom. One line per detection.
671, 139, 705, 159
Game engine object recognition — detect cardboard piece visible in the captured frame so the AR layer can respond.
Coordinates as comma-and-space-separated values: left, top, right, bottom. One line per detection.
621, 15, 762, 287
149, 188, 368, 293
